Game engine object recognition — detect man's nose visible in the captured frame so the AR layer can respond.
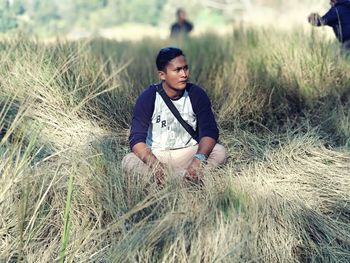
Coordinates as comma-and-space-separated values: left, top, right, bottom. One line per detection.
180, 68, 188, 77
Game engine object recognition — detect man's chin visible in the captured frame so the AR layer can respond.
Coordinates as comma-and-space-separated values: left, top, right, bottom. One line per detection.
177, 82, 187, 89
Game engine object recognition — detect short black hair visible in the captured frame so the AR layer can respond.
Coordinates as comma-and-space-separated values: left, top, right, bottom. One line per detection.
156, 47, 184, 71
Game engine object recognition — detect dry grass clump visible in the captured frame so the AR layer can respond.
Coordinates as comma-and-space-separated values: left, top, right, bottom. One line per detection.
1, 29, 350, 262
237, 133, 350, 262
0, 38, 120, 261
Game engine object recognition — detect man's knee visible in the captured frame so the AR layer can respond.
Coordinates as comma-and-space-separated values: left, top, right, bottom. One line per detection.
214, 144, 228, 164
122, 153, 142, 173
208, 144, 227, 166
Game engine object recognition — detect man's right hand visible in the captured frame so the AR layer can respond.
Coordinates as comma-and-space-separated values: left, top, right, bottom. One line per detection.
308, 13, 321, 26
132, 142, 166, 186
153, 163, 166, 186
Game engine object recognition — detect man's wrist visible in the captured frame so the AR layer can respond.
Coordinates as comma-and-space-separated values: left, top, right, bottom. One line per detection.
194, 153, 208, 162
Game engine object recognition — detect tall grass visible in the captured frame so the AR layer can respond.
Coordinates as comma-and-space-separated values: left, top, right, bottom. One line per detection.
0, 28, 350, 262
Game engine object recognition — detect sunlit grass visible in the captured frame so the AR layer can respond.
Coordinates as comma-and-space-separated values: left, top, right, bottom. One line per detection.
0, 28, 350, 262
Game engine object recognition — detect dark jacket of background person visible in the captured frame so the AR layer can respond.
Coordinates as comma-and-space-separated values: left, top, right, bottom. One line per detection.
170, 21, 193, 38
317, 0, 350, 43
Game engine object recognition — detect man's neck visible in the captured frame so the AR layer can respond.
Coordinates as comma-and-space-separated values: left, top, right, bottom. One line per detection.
162, 82, 183, 100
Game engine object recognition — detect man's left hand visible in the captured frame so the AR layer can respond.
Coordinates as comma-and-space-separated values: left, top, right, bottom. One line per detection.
184, 158, 203, 183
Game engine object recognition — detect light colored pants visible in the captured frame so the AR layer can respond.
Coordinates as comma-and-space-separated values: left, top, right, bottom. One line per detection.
121, 144, 227, 176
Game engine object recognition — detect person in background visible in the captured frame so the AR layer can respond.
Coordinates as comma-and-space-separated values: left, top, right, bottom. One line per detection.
122, 47, 227, 185
170, 8, 194, 38
308, 0, 350, 52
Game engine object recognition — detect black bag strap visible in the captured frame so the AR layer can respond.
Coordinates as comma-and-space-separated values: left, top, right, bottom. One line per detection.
155, 83, 198, 139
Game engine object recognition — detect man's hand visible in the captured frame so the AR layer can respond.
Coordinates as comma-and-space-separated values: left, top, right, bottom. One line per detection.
153, 163, 166, 186
132, 142, 167, 186
183, 136, 216, 184
308, 13, 321, 26
184, 158, 203, 183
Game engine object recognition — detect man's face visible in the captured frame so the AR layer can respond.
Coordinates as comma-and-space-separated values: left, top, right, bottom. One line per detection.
178, 10, 187, 23
159, 55, 189, 91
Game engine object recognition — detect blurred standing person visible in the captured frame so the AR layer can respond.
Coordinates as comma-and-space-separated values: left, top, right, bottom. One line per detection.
170, 8, 194, 38
308, 0, 350, 52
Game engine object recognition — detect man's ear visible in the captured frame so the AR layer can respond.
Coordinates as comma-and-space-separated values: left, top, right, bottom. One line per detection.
158, 70, 166, 81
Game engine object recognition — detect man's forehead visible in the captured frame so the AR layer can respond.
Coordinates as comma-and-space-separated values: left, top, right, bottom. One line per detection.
167, 56, 187, 68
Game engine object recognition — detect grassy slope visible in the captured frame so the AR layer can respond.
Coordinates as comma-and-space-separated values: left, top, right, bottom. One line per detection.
0, 28, 350, 262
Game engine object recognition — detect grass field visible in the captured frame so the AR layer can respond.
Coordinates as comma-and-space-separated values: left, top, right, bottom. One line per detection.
1, 27, 350, 262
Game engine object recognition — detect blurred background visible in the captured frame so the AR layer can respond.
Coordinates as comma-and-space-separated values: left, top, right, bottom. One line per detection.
0, 0, 331, 41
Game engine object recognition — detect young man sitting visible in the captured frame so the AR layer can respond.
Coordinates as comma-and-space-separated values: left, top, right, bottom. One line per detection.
122, 47, 227, 185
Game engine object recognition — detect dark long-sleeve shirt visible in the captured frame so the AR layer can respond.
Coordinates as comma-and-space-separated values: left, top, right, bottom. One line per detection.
170, 21, 193, 38
317, 0, 350, 43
